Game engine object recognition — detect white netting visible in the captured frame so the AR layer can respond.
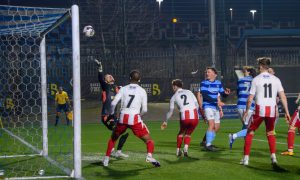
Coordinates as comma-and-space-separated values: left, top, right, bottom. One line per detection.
0, 5, 74, 179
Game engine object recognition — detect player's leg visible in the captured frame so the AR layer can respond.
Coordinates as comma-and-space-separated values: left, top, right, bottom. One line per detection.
176, 120, 187, 156
241, 114, 264, 165
102, 114, 129, 157
229, 110, 253, 149
115, 133, 129, 158
205, 120, 216, 151
265, 117, 277, 164
200, 133, 206, 147
183, 119, 199, 156
204, 108, 216, 150
281, 109, 299, 156
132, 122, 160, 167
273, 107, 279, 134
103, 123, 127, 167
213, 109, 221, 133
281, 126, 296, 156
55, 105, 62, 126
64, 104, 70, 126
205, 109, 220, 151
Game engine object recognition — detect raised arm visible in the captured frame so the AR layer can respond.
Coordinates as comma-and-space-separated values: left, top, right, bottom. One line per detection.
95, 59, 106, 90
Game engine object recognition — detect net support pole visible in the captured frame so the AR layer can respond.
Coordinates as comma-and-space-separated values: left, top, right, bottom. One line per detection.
40, 36, 48, 156
245, 38, 248, 66
208, 0, 216, 68
71, 4, 82, 179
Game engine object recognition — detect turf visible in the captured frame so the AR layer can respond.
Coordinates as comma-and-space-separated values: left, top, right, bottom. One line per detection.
81, 119, 300, 180
1, 118, 300, 179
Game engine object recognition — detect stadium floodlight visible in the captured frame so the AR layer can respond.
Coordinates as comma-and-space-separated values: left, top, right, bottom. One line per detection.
172, 18, 178, 23
229, 8, 233, 21
250, 9, 257, 20
156, 0, 163, 9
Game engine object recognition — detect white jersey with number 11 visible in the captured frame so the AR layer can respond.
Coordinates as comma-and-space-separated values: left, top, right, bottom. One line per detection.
250, 72, 284, 117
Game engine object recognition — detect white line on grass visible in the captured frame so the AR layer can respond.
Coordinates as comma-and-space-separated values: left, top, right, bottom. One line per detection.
253, 138, 300, 147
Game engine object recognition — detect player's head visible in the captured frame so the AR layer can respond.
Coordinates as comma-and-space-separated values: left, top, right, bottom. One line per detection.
171, 79, 183, 92
257, 57, 271, 72
243, 66, 256, 77
105, 74, 115, 84
205, 67, 218, 81
129, 70, 141, 83
268, 67, 275, 75
58, 86, 63, 93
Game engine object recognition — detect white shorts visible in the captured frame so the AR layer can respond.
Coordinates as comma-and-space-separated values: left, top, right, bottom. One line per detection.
238, 109, 253, 125
205, 108, 220, 123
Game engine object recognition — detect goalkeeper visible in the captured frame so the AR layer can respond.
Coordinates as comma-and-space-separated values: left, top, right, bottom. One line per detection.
95, 59, 129, 158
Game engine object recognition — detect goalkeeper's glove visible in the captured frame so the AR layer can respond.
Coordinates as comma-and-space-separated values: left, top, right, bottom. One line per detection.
94, 59, 103, 72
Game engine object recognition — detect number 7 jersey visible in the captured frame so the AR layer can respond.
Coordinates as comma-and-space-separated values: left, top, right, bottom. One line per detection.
250, 72, 284, 117
111, 83, 147, 125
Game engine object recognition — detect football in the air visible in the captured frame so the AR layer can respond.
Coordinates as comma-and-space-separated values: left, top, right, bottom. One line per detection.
83, 25, 95, 37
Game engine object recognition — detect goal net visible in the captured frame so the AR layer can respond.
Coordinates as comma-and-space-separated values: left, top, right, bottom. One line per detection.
0, 5, 81, 179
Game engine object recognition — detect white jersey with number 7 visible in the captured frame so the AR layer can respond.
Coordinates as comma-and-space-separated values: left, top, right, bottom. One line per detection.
249, 72, 284, 117
111, 83, 147, 125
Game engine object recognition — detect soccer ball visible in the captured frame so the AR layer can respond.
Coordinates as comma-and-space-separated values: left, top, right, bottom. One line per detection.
38, 169, 45, 176
83, 25, 95, 37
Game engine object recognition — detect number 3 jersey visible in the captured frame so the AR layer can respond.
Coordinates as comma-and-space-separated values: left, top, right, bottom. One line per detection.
111, 83, 147, 125
250, 72, 284, 117
237, 76, 255, 110
169, 89, 199, 120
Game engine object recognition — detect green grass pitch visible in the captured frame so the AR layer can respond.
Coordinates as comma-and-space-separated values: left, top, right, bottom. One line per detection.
82, 119, 300, 180
1, 118, 300, 179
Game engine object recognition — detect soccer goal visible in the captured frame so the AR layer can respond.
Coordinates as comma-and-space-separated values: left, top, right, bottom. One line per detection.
0, 4, 82, 179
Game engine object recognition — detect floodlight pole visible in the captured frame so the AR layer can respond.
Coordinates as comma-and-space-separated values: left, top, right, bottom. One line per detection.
71, 4, 82, 179
40, 36, 48, 157
245, 38, 248, 66
209, 0, 216, 68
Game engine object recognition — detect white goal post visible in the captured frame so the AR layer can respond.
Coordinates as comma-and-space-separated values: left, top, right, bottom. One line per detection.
0, 4, 81, 179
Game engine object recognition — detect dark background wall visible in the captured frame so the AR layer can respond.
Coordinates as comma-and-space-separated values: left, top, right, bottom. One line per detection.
2, 0, 299, 107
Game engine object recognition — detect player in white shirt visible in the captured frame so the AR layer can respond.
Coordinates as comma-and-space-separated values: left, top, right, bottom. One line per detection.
241, 57, 290, 167
103, 70, 160, 167
161, 79, 199, 157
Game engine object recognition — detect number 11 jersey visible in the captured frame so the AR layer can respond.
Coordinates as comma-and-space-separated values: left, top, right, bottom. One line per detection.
250, 72, 284, 117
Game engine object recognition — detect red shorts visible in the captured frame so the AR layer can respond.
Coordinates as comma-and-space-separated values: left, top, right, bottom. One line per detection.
248, 114, 276, 132
179, 119, 199, 135
114, 122, 150, 138
289, 109, 300, 128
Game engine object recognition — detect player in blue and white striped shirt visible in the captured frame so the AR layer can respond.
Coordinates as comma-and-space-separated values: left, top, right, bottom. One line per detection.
197, 67, 230, 151
229, 66, 256, 149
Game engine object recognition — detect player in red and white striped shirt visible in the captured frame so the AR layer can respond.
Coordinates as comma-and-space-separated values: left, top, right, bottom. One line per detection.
281, 93, 300, 156
241, 57, 290, 167
103, 70, 160, 167
161, 79, 199, 157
